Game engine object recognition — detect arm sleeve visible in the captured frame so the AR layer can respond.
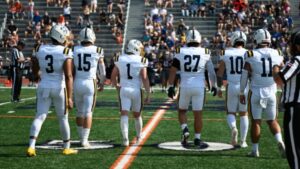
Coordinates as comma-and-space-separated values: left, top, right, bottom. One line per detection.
171, 57, 180, 70
206, 60, 217, 88
278, 57, 300, 83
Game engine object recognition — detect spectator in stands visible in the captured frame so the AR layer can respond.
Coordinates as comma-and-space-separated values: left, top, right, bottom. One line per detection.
166, 13, 174, 29
107, 0, 113, 14
116, 13, 124, 30
108, 13, 116, 26
164, 0, 173, 8
7, 20, 18, 35
150, 5, 159, 19
33, 22, 41, 41
41, 11, 51, 28
27, 0, 34, 20
9, 1, 17, 19
181, 1, 189, 17
99, 8, 107, 24
76, 15, 83, 28
81, 0, 89, 8
160, 7, 167, 23
208, 0, 216, 16
156, 0, 163, 8
8, 31, 19, 48
15, 0, 24, 20
176, 19, 188, 35
63, 1, 71, 21
117, 0, 125, 14
83, 5, 91, 25
57, 15, 65, 26
90, 0, 97, 13
189, 2, 198, 17
24, 21, 33, 39
145, 0, 150, 7
115, 29, 123, 45
198, 2, 206, 18
33, 11, 42, 25
282, 0, 290, 14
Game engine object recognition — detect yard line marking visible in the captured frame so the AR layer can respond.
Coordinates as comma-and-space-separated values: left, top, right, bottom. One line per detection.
7, 110, 15, 114
0, 97, 36, 106
110, 99, 173, 169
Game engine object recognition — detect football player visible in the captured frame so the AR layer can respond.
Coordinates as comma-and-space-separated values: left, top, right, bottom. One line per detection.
217, 30, 249, 147
111, 39, 151, 146
73, 27, 106, 147
240, 29, 285, 157
167, 28, 217, 148
27, 25, 77, 157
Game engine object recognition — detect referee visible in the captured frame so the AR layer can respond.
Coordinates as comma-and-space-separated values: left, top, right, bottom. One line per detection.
10, 41, 26, 102
273, 29, 300, 169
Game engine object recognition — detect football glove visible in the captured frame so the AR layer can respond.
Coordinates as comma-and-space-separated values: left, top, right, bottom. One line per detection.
167, 86, 175, 99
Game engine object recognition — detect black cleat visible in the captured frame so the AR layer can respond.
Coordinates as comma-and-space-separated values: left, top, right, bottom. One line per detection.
181, 127, 190, 146
194, 138, 209, 149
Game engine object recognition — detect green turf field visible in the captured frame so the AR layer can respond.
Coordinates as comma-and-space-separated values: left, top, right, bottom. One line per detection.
0, 88, 289, 169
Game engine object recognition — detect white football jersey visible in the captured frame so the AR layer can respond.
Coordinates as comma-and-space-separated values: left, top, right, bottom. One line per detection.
35, 44, 72, 88
73, 45, 104, 80
245, 48, 283, 88
114, 54, 148, 88
219, 47, 247, 84
174, 47, 211, 88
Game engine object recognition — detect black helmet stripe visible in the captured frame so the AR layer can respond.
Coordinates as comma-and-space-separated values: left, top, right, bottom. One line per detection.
192, 29, 195, 40
240, 31, 242, 38
85, 28, 88, 39
263, 29, 268, 39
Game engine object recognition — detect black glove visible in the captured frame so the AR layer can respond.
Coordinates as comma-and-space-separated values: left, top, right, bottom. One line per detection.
211, 86, 217, 96
167, 86, 175, 99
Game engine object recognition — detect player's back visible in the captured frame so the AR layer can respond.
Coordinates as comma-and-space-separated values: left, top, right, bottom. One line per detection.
115, 53, 147, 88
221, 47, 247, 84
73, 45, 102, 80
247, 48, 283, 88
36, 44, 72, 88
176, 46, 211, 88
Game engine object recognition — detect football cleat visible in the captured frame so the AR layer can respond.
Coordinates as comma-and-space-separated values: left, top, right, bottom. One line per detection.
123, 138, 129, 147
231, 128, 238, 146
240, 141, 248, 148
278, 142, 286, 158
81, 141, 91, 148
194, 138, 209, 149
181, 127, 190, 146
62, 148, 78, 155
247, 151, 260, 157
26, 147, 36, 157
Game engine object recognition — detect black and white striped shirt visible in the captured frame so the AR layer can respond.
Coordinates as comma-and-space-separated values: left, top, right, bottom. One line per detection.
11, 47, 25, 69
279, 56, 300, 104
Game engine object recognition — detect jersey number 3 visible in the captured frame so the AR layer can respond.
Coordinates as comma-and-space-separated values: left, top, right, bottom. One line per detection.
45, 55, 54, 73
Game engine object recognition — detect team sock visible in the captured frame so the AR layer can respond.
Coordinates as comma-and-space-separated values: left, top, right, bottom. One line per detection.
120, 115, 129, 140
82, 128, 91, 143
274, 133, 283, 143
195, 133, 201, 140
240, 116, 249, 142
227, 114, 236, 129
181, 123, 188, 130
135, 116, 143, 138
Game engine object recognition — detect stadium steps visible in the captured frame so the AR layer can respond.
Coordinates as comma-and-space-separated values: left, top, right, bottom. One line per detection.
0, 0, 127, 60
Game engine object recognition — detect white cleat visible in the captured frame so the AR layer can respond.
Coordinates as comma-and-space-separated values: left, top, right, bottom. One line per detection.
123, 138, 129, 146
231, 128, 238, 146
240, 141, 248, 148
81, 141, 91, 148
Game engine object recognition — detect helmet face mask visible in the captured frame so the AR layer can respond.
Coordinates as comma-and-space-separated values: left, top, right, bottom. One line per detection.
79, 27, 96, 44
50, 25, 69, 44
126, 39, 144, 56
230, 31, 247, 47
254, 29, 271, 45
186, 29, 201, 44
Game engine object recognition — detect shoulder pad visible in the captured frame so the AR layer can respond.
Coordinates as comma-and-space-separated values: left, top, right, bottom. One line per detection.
35, 44, 41, 53
63, 47, 71, 55
175, 47, 180, 54
205, 48, 210, 54
97, 47, 103, 54
247, 50, 254, 57
141, 57, 147, 64
220, 49, 225, 56
277, 49, 282, 56
113, 55, 119, 62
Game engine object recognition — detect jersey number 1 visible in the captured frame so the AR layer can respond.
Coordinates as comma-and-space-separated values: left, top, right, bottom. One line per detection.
126, 64, 133, 79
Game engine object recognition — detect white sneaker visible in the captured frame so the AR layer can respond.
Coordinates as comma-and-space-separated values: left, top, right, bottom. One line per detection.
278, 142, 286, 158
247, 150, 259, 157
123, 138, 129, 146
240, 141, 248, 148
231, 128, 238, 146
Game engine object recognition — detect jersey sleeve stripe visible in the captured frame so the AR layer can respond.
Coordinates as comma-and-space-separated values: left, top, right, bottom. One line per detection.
35, 44, 41, 53
91, 79, 97, 112
63, 48, 70, 55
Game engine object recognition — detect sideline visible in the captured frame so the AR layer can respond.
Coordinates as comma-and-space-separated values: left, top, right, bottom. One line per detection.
0, 97, 36, 106
110, 99, 173, 169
